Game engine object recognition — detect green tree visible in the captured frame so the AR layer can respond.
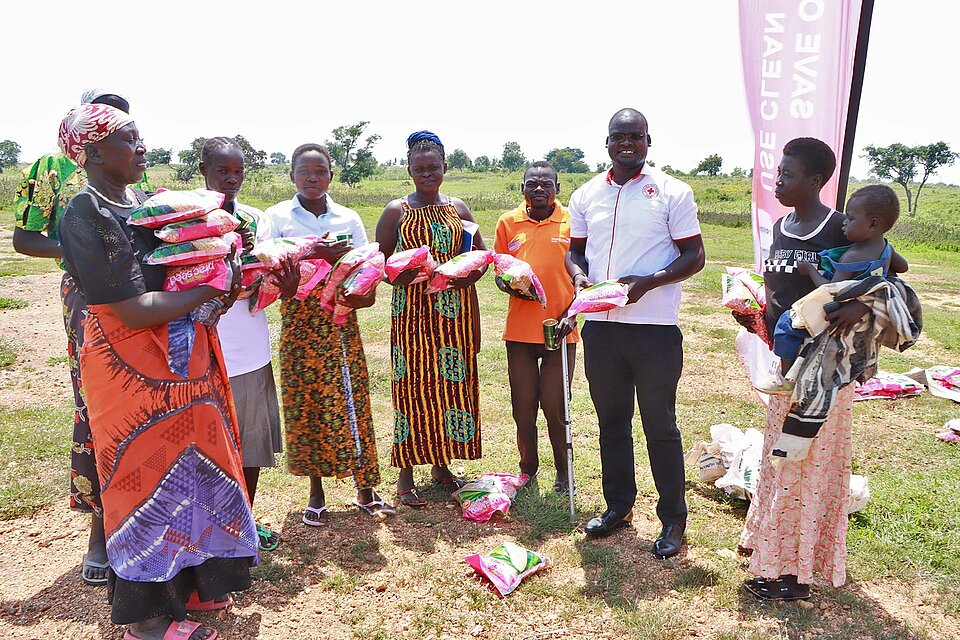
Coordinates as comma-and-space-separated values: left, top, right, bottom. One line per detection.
694, 154, 723, 176
595, 162, 609, 173
499, 141, 526, 172
474, 155, 493, 172
545, 147, 590, 173
270, 152, 287, 165
145, 148, 171, 167
731, 166, 747, 178
325, 121, 381, 186
0, 140, 22, 172
912, 142, 958, 213
233, 135, 267, 171
863, 143, 919, 213
448, 148, 472, 171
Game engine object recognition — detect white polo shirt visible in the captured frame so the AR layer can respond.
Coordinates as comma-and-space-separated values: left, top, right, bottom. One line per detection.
217, 203, 273, 377
261, 193, 368, 246
569, 166, 701, 325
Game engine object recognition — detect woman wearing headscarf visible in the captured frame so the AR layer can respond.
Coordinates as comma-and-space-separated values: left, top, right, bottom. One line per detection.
56, 103, 257, 640
375, 131, 486, 507
12, 89, 142, 586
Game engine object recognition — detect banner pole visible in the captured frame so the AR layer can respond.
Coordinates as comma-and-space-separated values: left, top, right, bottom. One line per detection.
836, 0, 876, 209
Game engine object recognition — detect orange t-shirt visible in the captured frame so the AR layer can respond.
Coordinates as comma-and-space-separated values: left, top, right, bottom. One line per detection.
494, 203, 580, 344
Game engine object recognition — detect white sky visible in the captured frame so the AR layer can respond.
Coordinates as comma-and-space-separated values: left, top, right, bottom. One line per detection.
3, 1, 958, 184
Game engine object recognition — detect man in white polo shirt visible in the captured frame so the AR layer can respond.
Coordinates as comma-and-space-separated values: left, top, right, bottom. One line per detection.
561, 108, 705, 558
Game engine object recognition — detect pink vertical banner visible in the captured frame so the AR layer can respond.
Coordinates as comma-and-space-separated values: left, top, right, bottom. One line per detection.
739, 0, 864, 271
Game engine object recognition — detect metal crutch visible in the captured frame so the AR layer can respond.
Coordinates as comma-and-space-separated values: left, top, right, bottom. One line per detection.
560, 338, 576, 524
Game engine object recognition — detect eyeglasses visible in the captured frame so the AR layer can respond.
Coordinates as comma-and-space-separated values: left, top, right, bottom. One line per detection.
608, 132, 647, 143
523, 180, 556, 190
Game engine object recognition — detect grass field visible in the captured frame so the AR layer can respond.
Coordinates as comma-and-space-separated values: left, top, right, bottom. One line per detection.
1, 166, 959, 639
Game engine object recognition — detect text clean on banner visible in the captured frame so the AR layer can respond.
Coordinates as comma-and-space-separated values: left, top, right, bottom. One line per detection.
739, 0, 864, 269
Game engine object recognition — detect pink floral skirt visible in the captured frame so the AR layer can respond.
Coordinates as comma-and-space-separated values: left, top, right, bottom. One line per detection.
739, 387, 853, 587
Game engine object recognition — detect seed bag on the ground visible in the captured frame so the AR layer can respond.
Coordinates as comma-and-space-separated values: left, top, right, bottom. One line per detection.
129, 189, 225, 228
425, 250, 495, 294
453, 473, 528, 522
155, 209, 241, 243
143, 232, 241, 267
385, 246, 437, 283
252, 236, 321, 269
492, 253, 547, 307
331, 252, 385, 324
163, 260, 232, 292
464, 541, 549, 597
565, 280, 629, 317
319, 243, 382, 314
721, 267, 771, 347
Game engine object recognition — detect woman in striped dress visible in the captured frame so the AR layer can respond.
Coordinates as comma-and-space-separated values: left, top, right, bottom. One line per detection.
375, 131, 486, 507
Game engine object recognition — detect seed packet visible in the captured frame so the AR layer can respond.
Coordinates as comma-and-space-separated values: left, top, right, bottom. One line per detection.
319, 243, 382, 314
163, 259, 231, 292
385, 246, 436, 283
492, 253, 547, 307
331, 252, 386, 324
129, 189, 224, 228
464, 542, 549, 597
143, 232, 241, 267
252, 236, 321, 269
453, 473, 528, 522
424, 250, 495, 294
721, 267, 770, 346
155, 209, 240, 243
565, 280, 629, 317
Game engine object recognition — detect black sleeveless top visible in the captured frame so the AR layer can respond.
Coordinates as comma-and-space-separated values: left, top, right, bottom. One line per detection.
763, 209, 846, 339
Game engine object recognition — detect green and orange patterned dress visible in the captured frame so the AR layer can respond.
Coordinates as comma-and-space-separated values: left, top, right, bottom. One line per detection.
390, 199, 482, 467
279, 289, 381, 488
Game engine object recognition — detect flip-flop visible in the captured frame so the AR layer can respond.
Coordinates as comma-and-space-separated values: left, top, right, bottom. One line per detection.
353, 494, 397, 519
186, 591, 233, 611
124, 619, 218, 640
81, 553, 110, 586
256, 523, 280, 551
397, 487, 427, 508
302, 505, 328, 526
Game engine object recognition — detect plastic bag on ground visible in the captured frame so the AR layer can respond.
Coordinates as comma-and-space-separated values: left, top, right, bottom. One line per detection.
155, 209, 240, 243
143, 232, 241, 267
424, 250, 496, 294
925, 366, 960, 403
713, 426, 764, 501
492, 253, 547, 307
854, 370, 925, 401
452, 473, 528, 522
319, 243, 382, 314
847, 475, 870, 514
384, 246, 437, 283
565, 280, 629, 318
936, 418, 960, 444
129, 189, 225, 228
464, 541, 549, 597
163, 259, 231, 292
721, 267, 770, 347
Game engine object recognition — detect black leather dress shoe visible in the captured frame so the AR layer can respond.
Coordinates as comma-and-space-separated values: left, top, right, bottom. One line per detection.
652, 523, 685, 559
584, 509, 633, 537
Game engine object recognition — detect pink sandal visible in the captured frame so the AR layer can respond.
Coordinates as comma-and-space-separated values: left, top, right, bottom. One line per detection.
186, 591, 233, 611
124, 619, 218, 640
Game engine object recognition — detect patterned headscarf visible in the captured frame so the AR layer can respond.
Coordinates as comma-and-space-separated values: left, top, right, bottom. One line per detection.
80, 88, 126, 104
57, 104, 135, 167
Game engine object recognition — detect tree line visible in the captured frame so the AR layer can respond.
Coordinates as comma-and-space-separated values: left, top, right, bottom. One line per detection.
0, 128, 956, 214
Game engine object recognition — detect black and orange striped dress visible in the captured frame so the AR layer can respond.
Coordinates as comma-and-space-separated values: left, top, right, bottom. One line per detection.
390, 199, 482, 467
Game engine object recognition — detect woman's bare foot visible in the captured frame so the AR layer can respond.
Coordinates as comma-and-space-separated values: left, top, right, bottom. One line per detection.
83, 514, 109, 584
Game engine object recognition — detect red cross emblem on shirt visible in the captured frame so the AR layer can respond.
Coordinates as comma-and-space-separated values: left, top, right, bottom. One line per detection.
642, 184, 660, 199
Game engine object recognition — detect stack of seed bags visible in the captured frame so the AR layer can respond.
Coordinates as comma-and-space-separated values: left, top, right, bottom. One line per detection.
319, 243, 385, 325
425, 250, 496, 294
129, 189, 242, 292
245, 235, 329, 313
